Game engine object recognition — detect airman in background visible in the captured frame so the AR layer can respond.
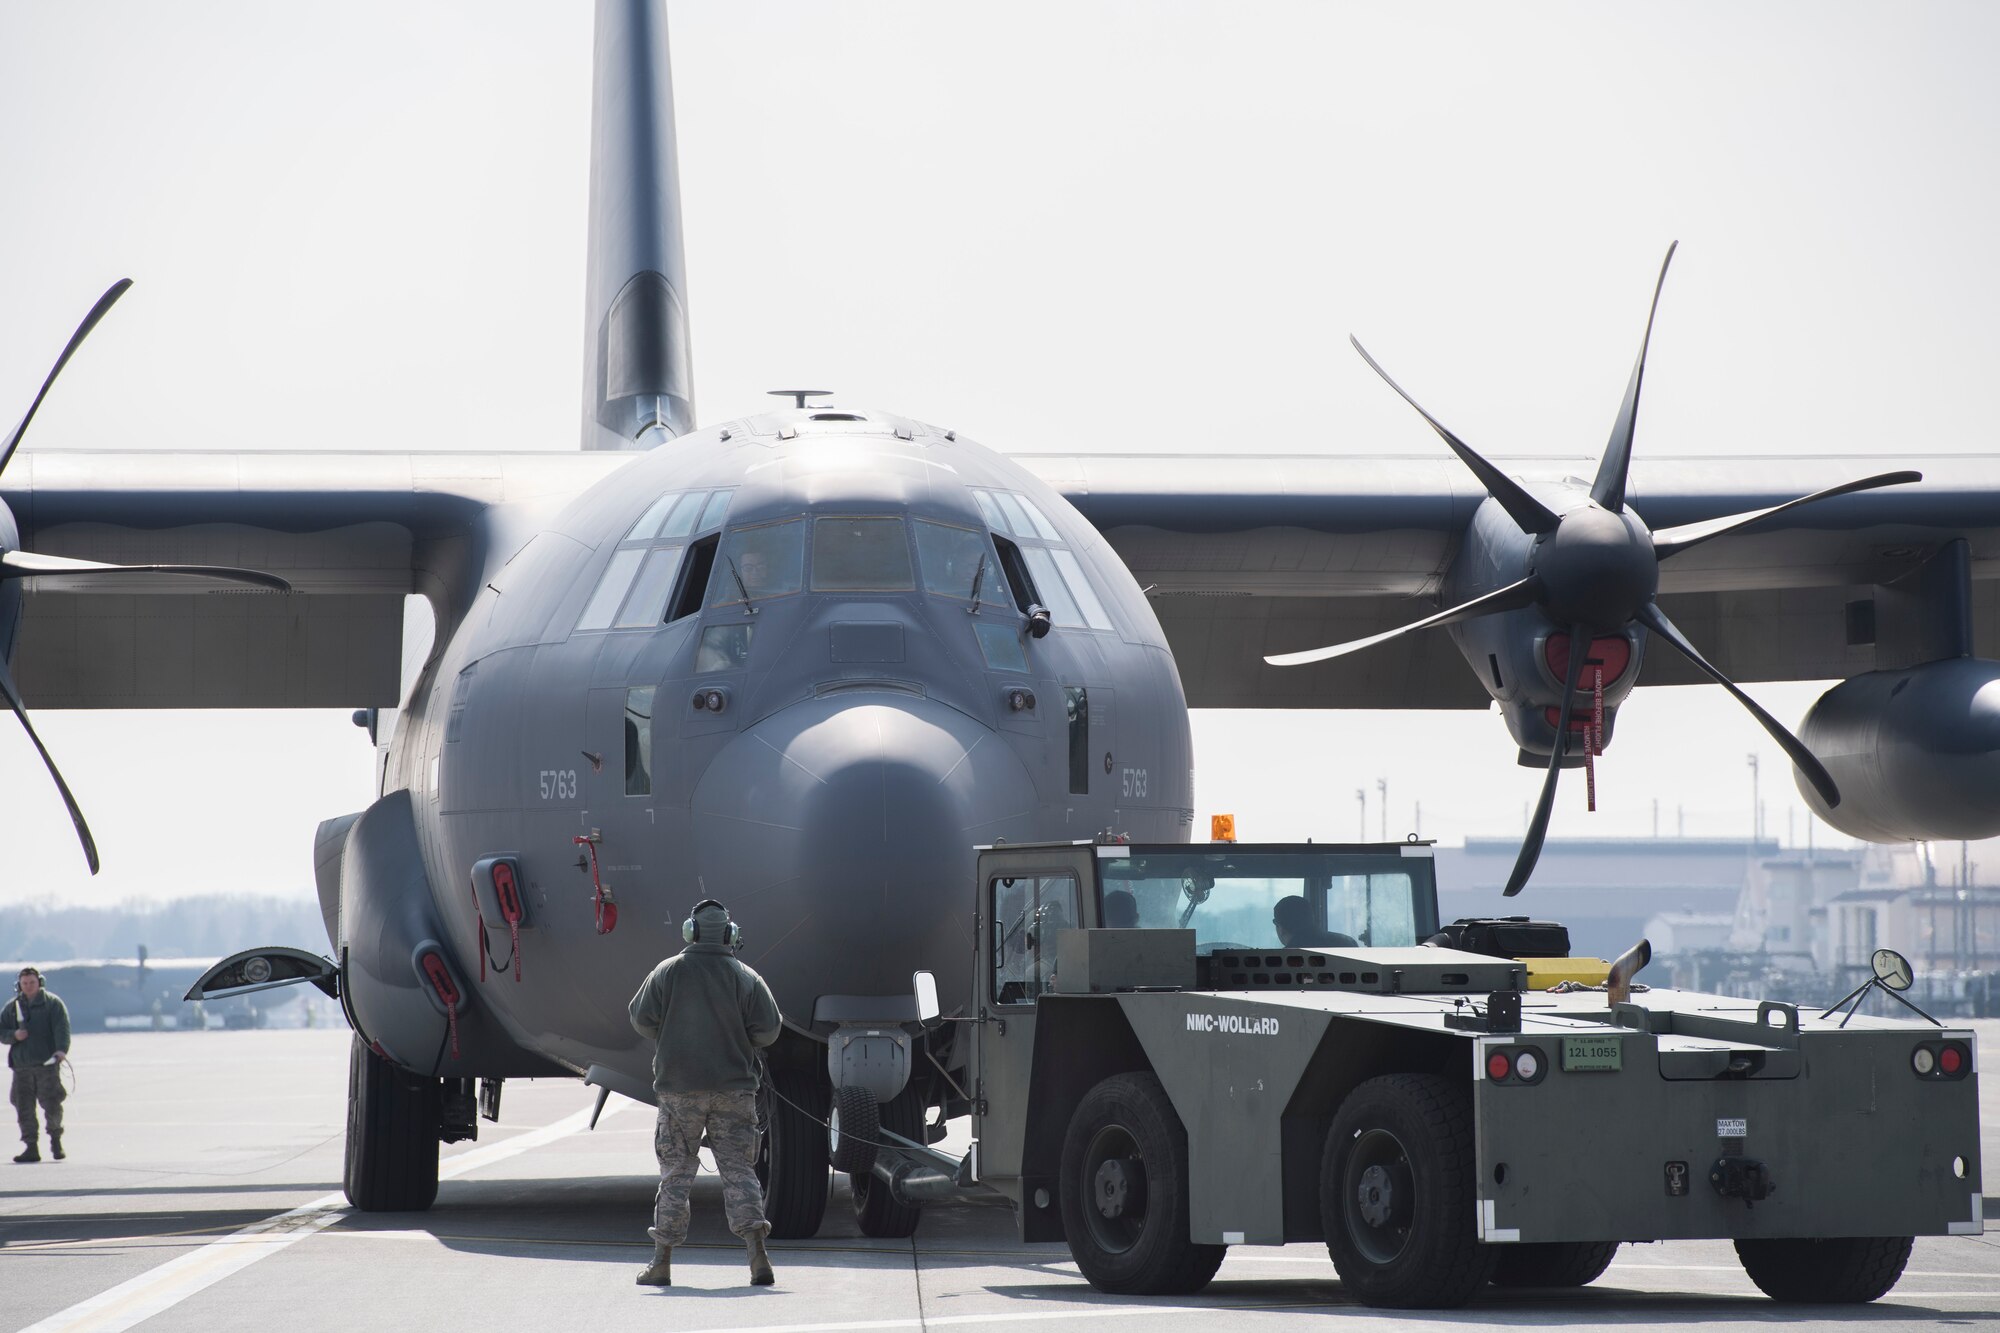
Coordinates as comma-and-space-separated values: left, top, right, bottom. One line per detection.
4, 967, 71, 1164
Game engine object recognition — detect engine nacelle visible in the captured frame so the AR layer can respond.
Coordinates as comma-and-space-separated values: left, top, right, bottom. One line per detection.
1798, 657, 2000, 842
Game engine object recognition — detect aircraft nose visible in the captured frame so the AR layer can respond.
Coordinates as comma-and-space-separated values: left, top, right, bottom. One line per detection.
688, 692, 1037, 1010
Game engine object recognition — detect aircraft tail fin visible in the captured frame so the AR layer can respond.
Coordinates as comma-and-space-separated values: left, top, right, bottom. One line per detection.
580, 0, 694, 450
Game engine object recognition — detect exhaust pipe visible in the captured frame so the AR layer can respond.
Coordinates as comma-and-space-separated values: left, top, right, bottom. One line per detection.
1607, 937, 1652, 1007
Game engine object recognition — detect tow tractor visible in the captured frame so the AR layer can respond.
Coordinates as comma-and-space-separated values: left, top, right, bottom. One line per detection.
874, 837, 1982, 1308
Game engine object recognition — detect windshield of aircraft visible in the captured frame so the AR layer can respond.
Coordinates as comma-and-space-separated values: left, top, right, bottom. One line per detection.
1099, 848, 1437, 953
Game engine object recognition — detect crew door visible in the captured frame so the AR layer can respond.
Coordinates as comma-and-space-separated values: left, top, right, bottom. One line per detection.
972, 846, 1094, 1187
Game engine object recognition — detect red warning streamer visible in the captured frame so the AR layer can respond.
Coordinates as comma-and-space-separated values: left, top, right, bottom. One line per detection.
573, 834, 618, 935
1584, 666, 1605, 812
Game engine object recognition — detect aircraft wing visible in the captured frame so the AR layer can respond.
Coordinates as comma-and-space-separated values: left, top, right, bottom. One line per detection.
1023, 453, 2000, 709
1, 450, 626, 708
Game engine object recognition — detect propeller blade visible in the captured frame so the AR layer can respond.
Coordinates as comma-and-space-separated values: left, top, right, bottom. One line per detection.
1650, 470, 1924, 560
1504, 623, 1591, 898
0, 279, 134, 478
0, 657, 99, 874
1634, 600, 1839, 808
1264, 576, 1544, 667
1591, 242, 1677, 514
0, 550, 293, 593
1350, 336, 1561, 536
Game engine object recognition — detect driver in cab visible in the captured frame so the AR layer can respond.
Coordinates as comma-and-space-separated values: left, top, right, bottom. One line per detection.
1273, 895, 1358, 950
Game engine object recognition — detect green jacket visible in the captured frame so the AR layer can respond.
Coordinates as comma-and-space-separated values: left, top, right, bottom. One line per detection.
2, 990, 71, 1069
628, 943, 782, 1095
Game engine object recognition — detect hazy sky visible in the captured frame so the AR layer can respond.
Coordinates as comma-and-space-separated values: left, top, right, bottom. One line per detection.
2, 2, 1996, 907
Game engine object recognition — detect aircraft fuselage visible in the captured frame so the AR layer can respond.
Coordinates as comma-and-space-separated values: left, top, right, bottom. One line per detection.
339, 408, 1194, 1084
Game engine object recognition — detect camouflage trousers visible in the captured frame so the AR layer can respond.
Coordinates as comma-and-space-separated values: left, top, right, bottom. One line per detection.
652, 1089, 768, 1246
11, 1065, 63, 1143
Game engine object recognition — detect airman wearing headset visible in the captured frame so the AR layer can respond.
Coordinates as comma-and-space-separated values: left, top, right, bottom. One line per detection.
627, 899, 783, 1288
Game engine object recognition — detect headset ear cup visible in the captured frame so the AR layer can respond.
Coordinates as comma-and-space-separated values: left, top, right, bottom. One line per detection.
682, 918, 697, 944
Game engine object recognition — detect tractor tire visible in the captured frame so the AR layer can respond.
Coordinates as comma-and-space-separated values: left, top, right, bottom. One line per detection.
1058, 1072, 1226, 1295
829, 1085, 880, 1177
1320, 1072, 1493, 1308
1734, 1235, 1913, 1303
852, 1087, 925, 1238
343, 1036, 441, 1211
1490, 1240, 1620, 1288
757, 1064, 830, 1239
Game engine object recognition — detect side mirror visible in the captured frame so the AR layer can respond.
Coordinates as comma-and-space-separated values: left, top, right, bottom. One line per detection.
913, 970, 940, 1023
1872, 948, 1914, 992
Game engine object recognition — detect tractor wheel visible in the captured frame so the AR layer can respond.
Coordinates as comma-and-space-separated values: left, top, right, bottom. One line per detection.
852, 1087, 925, 1238
1320, 1073, 1493, 1308
1490, 1240, 1620, 1288
1058, 1072, 1226, 1294
756, 1064, 830, 1239
1735, 1236, 1913, 1303
343, 1036, 440, 1211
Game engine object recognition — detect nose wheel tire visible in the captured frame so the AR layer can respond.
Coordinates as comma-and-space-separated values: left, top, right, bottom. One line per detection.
851, 1086, 925, 1238
343, 1035, 441, 1212
1734, 1236, 1913, 1303
757, 1064, 830, 1239
1058, 1072, 1225, 1295
829, 1086, 880, 1177
1490, 1240, 1620, 1288
1320, 1073, 1492, 1308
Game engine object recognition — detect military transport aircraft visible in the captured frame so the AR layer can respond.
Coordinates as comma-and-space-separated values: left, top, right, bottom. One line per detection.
5, 0, 1999, 1242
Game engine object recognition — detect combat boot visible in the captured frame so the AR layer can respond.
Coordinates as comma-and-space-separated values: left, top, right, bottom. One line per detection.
13, 1144, 38, 1164
747, 1230, 774, 1286
50, 1134, 63, 1161
635, 1244, 672, 1286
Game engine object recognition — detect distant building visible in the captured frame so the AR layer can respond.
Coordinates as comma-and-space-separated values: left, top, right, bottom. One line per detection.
1438, 834, 2000, 1008
1436, 837, 1779, 961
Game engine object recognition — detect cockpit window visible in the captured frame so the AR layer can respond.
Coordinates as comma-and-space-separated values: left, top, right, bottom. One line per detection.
657, 492, 706, 540
811, 517, 914, 591
915, 521, 998, 602
576, 548, 646, 630
1014, 495, 1062, 541
629, 494, 676, 541
1021, 547, 1083, 627
1049, 549, 1113, 630
973, 490, 1010, 534
581, 489, 737, 632
614, 547, 686, 628
710, 519, 806, 607
967, 489, 1113, 633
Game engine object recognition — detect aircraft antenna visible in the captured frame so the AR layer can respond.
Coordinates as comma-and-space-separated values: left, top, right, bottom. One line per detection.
768, 389, 833, 410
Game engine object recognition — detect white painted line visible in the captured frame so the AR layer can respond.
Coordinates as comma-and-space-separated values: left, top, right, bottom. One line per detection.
1608, 1262, 2000, 1280
21, 1098, 631, 1333
669, 1302, 1341, 1333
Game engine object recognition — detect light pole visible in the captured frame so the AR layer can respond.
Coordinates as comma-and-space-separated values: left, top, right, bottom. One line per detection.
1377, 779, 1388, 841
1746, 753, 1760, 843
1355, 788, 1366, 842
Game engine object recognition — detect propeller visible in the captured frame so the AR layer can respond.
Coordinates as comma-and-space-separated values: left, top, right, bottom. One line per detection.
0, 280, 292, 875
1267, 244, 1923, 897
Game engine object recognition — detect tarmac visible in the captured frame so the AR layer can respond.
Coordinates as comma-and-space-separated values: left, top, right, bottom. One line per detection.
3, 1027, 1999, 1333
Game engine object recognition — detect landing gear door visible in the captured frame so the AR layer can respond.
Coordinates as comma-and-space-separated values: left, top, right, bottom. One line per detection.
184, 947, 339, 1001
973, 845, 1095, 1189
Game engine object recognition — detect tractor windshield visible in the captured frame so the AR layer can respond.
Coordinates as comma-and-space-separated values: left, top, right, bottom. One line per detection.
1099, 847, 1438, 954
